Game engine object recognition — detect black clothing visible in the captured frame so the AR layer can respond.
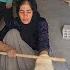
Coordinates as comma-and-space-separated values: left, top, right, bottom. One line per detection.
0, 16, 50, 52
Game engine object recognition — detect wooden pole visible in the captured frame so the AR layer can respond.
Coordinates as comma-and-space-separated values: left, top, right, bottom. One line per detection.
0, 52, 66, 62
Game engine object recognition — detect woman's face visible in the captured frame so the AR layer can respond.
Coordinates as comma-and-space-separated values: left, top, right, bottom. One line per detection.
19, 2, 33, 24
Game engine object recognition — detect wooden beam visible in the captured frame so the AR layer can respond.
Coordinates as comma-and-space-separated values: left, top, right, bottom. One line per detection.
0, 52, 66, 62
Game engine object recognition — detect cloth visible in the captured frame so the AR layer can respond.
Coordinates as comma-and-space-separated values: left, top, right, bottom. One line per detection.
0, 29, 35, 70
34, 54, 54, 70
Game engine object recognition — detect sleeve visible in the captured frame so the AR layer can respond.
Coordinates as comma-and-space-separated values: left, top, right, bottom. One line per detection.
0, 19, 16, 41
0, 25, 9, 41
38, 18, 50, 52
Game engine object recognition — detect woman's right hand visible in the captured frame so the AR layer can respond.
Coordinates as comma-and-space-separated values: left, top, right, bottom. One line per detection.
7, 48, 16, 58
0, 41, 16, 58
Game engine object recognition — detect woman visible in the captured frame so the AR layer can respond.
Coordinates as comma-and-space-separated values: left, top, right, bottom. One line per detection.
0, 0, 50, 70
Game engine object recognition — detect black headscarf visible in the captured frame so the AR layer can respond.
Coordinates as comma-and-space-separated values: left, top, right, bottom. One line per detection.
17, 0, 37, 13
16, 0, 40, 22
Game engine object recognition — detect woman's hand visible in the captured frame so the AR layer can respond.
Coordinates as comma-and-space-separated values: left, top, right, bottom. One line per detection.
0, 41, 16, 58
7, 48, 16, 58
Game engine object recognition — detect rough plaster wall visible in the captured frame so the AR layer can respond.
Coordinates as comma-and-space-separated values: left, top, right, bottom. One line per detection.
36, 0, 70, 70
